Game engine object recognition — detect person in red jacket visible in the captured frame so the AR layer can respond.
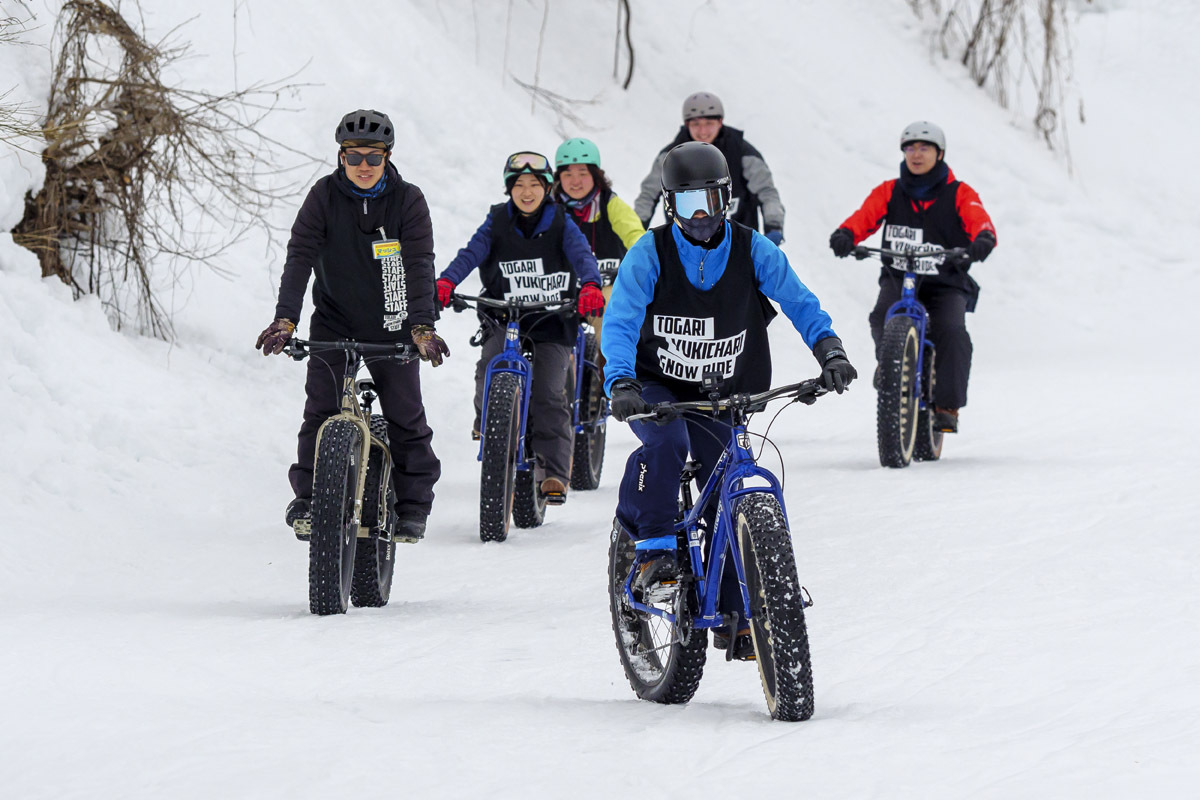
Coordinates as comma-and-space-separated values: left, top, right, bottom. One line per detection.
828, 121, 996, 433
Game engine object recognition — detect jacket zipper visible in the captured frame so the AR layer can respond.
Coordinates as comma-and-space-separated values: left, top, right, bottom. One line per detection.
363, 197, 368, 215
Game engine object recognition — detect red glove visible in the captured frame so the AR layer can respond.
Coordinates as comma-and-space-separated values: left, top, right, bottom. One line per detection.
436, 278, 456, 309
578, 283, 605, 317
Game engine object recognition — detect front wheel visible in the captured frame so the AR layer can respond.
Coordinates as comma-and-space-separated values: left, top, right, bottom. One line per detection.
736, 494, 814, 721
570, 332, 606, 491
608, 519, 706, 705
309, 420, 362, 616
352, 415, 396, 607
479, 373, 521, 542
877, 316, 920, 468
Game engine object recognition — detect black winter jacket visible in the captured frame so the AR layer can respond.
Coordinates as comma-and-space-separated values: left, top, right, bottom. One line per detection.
274, 163, 436, 341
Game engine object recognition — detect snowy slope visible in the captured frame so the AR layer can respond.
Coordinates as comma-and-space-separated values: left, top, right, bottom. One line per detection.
1, 1, 1198, 797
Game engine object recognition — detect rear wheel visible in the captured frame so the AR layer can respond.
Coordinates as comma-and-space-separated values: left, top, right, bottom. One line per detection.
570, 332, 606, 491
352, 415, 396, 607
608, 519, 706, 704
512, 466, 547, 528
479, 373, 521, 542
913, 343, 943, 462
877, 316, 919, 468
736, 494, 814, 721
309, 420, 361, 616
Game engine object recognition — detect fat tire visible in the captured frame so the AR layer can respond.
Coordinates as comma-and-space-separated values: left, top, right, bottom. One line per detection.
913, 344, 944, 462
309, 420, 361, 616
608, 520, 707, 705
877, 316, 920, 468
570, 332, 606, 491
352, 415, 396, 607
480, 373, 521, 543
736, 494, 814, 721
512, 467, 547, 528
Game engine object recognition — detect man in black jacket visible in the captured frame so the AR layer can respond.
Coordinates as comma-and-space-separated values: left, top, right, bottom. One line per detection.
256, 109, 449, 542
634, 91, 785, 243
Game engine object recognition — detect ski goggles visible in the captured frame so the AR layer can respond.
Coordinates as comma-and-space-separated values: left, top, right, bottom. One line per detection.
506, 151, 550, 173
671, 187, 728, 219
342, 150, 387, 166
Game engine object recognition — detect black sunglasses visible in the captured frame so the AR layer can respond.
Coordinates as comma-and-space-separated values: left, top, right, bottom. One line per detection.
342, 150, 387, 166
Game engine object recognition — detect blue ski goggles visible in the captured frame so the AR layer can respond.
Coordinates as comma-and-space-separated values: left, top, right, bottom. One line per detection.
671, 187, 728, 219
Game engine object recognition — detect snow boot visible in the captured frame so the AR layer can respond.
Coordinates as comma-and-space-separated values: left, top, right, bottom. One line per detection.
933, 407, 959, 433
286, 497, 311, 541
713, 625, 755, 661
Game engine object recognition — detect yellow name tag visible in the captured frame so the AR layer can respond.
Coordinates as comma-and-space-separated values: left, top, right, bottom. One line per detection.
373, 239, 400, 259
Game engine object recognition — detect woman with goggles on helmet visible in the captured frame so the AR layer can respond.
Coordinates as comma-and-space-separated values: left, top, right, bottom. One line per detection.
601, 141, 855, 657
552, 137, 646, 366
256, 108, 449, 543
436, 151, 605, 504
828, 120, 997, 434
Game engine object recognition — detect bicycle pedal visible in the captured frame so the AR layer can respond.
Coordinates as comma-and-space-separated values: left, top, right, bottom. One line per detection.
543, 491, 567, 506
292, 519, 311, 541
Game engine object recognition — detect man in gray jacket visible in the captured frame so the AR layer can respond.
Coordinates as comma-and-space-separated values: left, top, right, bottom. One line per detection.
634, 91, 785, 244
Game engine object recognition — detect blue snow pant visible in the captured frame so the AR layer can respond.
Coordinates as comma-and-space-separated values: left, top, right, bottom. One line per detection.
615, 382, 742, 622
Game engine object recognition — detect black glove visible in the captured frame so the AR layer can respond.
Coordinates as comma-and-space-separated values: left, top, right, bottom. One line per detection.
812, 336, 857, 394
968, 230, 996, 262
829, 227, 855, 258
610, 378, 650, 422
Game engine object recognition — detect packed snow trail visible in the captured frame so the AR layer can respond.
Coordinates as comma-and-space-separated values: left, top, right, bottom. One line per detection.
1, 1, 1197, 797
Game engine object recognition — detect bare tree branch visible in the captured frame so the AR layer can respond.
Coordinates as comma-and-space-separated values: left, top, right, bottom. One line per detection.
10, 0, 317, 339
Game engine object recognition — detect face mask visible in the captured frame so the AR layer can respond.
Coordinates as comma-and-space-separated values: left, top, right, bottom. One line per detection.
677, 213, 724, 242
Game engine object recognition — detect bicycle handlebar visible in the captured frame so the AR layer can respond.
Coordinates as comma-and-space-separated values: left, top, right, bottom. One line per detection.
852, 244, 970, 267
449, 292, 577, 314
625, 378, 828, 423
283, 338, 419, 361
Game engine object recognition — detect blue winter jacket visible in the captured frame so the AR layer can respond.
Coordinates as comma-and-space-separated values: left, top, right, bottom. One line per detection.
440, 200, 601, 286
602, 222, 837, 395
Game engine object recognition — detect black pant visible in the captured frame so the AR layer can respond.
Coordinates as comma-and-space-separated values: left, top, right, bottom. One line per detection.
289, 330, 440, 520
473, 329, 573, 484
868, 273, 973, 409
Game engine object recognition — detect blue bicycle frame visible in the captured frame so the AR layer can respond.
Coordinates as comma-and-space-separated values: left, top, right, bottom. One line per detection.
620, 385, 821, 638
467, 295, 602, 474
884, 270, 935, 415
477, 318, 537, 474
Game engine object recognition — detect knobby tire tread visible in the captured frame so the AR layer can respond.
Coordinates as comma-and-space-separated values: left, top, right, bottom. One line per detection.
352, 415, 395, 607
877, 317, 919, 468
309, 420, 360, 616
608, 521, 707, 705
570, 332, 606, 491
480, 373, 520, 542
737, 494, 814, 721
913, 345, 943, 462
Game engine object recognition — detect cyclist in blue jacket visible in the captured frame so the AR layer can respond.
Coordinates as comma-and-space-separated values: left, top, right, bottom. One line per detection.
601, 141, 855, 658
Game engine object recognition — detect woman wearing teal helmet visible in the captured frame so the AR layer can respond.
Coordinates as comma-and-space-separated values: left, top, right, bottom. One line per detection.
553, 137, 645, 364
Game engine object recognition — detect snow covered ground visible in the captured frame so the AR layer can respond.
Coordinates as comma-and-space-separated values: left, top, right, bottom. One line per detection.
1, 1, 1197, 797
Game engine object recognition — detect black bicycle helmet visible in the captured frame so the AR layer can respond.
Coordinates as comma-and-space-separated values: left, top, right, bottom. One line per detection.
660, 142, 731, 240
335, 109, 395, 149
